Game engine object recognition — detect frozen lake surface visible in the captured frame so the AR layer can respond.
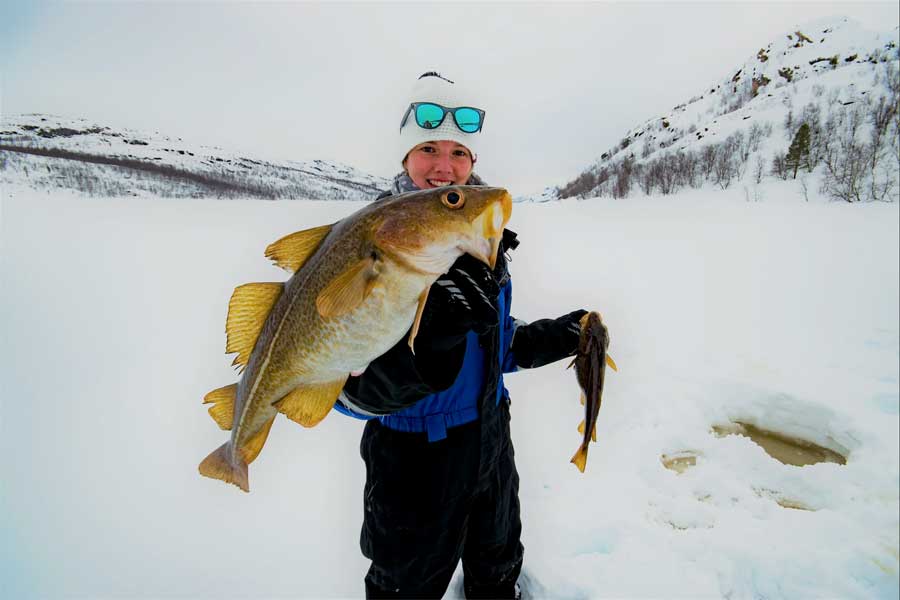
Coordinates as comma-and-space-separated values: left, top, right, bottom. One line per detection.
1, 187, 897, 598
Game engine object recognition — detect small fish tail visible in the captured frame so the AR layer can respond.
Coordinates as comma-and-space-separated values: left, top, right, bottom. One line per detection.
570, 444, 589, 473
199, 442, 249, 492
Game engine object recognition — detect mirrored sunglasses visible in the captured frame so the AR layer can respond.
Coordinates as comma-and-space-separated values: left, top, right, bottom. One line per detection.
400, 102, 486, 134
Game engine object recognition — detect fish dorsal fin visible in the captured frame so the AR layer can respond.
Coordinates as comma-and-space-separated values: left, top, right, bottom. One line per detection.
226, 283, 284, 369
237, 414, 276, 465
276, 376, 348, 427
316, 256, 379, 318
606, 354, 618, 372
265, 224, 333, 272
407, 286, 430, 354
203, 383, 237, 430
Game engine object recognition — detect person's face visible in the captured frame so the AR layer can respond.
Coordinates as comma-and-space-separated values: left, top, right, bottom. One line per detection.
403, 140, 475, 189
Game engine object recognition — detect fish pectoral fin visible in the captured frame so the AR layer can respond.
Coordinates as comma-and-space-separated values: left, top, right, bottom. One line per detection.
580, 392, 586, 406
203, 383, 237, 430
577, 419, 585, 433
277, 377, 348, 428
265, 223, 333, 272
237, 414, 277, 465
407, 286, 430, 355
226, 282, 284, 369
316, 257, 379, 318
199, 442, 249, 492
606, 354, 618, 372
571, 445, 589, 473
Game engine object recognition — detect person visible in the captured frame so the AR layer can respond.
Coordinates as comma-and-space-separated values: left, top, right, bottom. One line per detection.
335, 71, 587, 599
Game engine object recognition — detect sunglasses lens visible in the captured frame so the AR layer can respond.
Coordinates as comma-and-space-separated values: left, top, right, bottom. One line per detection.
415, 103, 445, 129
453, 108, 482, 133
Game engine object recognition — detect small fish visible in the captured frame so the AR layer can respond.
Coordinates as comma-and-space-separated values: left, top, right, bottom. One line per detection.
199, 185, 513, 492
569, 311, 618, 472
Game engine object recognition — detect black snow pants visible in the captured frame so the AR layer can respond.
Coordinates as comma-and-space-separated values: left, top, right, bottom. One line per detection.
360, 401, 523, 599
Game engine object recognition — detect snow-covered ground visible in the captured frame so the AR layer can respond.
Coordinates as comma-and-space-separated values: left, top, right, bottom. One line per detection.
1, 185, 897, 598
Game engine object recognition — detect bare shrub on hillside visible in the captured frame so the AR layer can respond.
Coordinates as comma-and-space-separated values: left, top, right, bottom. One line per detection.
754, 155, 766, 185
820, 66, 899, 203
821, 104, 868, 202
676, 151, 701, 189
700, 144, 717, 180
747, 122, 766, 152
612, 156, 635, 199
713, 148, 736, 189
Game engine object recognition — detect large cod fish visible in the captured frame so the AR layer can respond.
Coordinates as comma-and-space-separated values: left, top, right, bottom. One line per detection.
200, 186, 513, 492
569, 311, 618, 472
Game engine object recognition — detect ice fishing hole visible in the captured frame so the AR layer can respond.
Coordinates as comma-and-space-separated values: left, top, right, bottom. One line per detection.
712, 422, 847, 467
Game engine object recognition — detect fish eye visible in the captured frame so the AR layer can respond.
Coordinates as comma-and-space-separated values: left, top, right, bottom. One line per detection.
441, 189, 465, 209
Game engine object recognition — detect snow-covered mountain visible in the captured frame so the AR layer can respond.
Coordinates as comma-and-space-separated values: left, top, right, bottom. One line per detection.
552, 16, 899, 201
0, 114, 390, 200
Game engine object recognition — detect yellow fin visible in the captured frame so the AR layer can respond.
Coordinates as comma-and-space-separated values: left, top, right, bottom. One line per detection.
277, 376, 348, 427
203, 383, 237, 430
580, 392, 586, 406
238, 414, 276, 465
265, 224, 333, 272
316, 257, 378, 318
408, 286, 430, 354
199, 442, 249, 492
571, 445, 589, 473
226, 282, 283, 369
606, 354, 618, 372
576, 420, 597, 442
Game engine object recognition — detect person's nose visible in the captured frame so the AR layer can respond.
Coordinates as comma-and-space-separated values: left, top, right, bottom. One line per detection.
432, 152, 453, 175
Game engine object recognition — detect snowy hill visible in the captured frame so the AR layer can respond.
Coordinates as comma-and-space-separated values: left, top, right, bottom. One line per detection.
0, 114, 390, 200
554, 17, 899, 201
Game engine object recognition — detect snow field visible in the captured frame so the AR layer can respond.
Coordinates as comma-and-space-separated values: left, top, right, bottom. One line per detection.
0, 188, 897, 598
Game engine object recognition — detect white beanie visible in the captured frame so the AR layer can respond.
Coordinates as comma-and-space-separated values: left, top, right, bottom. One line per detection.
399, 72, 484, 164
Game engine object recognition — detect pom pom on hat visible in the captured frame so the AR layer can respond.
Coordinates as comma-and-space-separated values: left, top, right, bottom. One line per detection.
399, 71, 483, 164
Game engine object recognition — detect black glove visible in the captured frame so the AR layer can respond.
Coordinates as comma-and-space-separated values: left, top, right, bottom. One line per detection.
559, 309, 589, 355
511, 309, 588, 369
417, 254, 501, 351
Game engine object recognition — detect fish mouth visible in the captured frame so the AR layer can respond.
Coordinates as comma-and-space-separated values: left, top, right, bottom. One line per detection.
468, 190, 513, 269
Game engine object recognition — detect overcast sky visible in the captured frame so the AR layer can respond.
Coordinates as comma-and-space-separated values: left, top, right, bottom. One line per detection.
2, 1, 897, 194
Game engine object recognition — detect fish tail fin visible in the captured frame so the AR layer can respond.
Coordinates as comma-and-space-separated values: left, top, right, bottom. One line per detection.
571, 444, 589, 473
199, 442, 249, 492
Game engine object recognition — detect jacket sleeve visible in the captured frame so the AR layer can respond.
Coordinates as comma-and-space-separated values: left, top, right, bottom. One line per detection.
340, 326, 468, 415
508, 310, 585, 369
